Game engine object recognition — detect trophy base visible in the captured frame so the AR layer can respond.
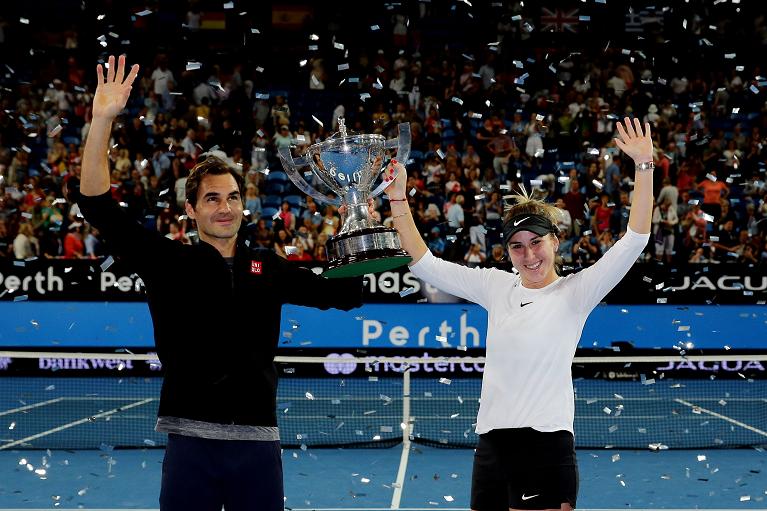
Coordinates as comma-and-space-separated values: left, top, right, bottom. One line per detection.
323, 227, 412, 278
323, 251, 412, 278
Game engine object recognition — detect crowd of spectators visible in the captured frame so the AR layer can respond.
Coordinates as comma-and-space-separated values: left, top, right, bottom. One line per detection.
0, 2, 766, 271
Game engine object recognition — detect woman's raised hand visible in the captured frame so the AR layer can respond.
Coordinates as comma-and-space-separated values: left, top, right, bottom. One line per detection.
614, 117, 653, 164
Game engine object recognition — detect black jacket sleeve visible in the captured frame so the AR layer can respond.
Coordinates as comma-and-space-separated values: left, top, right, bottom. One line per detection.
272, 252, 363, 311
76, 191, 176, 275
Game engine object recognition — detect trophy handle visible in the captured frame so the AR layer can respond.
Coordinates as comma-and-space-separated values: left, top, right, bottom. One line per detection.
277, 146, 341, 206
369, 123, 411, 198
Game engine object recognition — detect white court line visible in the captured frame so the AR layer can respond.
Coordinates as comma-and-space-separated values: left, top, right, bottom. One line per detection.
390, 439, 411, 509
390, 371, 413, 509
674, 398, 767, 438
0, 398, 155, 451
0, 397, 64, 417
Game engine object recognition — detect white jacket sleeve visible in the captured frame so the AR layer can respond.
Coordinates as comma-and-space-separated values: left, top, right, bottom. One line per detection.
569, 226, 650, 313
409, 250, 499, 310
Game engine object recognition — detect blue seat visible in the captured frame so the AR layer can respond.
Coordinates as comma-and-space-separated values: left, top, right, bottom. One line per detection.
264, 181, 285, 195
263, 195, 282, 208
266, 170, 289, 183
283, 194, 303, 208
262, 207, 279, 220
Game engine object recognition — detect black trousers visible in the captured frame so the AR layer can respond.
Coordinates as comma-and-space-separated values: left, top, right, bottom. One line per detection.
160, 433, 283, 511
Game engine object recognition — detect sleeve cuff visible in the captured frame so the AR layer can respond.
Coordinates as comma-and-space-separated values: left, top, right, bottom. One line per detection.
409, 250, 435, 278
625, 225, 651, 241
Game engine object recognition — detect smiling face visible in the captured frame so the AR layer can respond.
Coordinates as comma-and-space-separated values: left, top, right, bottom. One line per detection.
507, 230, 560, 289
185, 173, 243, 243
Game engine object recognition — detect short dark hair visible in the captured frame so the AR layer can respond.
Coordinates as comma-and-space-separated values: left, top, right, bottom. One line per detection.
185, 156, 245, 208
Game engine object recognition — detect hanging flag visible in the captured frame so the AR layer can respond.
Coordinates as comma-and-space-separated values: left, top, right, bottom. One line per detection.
540, 8, 580, 33
200, 12, 225, 30
272, 5, 312, 30
625, 8, 664, 33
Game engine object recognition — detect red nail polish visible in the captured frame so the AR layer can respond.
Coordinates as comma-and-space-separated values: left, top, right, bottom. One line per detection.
391, 158, 398, 164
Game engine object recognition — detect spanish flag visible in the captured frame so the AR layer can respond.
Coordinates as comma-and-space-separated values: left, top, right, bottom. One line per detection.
271, 5, 312, 30
201, 12, 226, 30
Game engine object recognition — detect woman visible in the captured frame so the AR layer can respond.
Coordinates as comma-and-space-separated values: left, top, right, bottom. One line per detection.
273, 229, 290, 259
13, 223, 39, 259
384, 118, 653, 511
278, 200, 295, 234
591, 192, 613, 237
464, 243, 486, 268
244, 183, 263, 221
313, 232, 329, 262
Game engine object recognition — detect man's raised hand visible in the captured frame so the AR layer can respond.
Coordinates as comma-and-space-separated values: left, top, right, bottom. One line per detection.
92, 55, 140, 120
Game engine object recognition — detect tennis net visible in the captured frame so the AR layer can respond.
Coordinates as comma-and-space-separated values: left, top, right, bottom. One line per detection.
1, 351, 766, 450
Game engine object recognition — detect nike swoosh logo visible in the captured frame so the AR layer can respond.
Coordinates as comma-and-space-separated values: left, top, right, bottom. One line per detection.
513, 216, 530, 226
521, 301, 533, 307
521, 494, 540, 501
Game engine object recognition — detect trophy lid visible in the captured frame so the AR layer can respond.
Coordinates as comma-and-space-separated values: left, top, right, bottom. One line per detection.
308, 116, 385, 154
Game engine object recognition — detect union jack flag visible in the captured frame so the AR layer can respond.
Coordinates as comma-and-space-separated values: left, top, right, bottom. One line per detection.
540, 8, 580, 33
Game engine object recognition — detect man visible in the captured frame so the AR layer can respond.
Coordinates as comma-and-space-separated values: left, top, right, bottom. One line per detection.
604, 155, 622, 198
696, 169, 729, 221
486, 125, 516, 178
76, 55, 362, 511
446, 193, 465, 229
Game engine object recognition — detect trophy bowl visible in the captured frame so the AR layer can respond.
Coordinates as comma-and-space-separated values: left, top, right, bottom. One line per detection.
278, 119, 412, 278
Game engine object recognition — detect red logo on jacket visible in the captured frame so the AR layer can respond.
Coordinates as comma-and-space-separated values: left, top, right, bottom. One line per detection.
250, 261, 262, 274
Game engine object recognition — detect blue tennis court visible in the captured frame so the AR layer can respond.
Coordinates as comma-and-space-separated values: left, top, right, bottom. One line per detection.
1, 373, 766, 508
1, 446, 766, 508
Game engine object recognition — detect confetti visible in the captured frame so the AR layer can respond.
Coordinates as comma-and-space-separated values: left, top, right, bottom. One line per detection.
439, 378, 452, 385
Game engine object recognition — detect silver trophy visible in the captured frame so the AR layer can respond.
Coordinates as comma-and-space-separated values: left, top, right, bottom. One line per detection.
278, 119, 412, 278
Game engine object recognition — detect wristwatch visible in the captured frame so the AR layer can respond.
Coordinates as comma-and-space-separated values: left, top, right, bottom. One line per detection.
636, 161, 654, 171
